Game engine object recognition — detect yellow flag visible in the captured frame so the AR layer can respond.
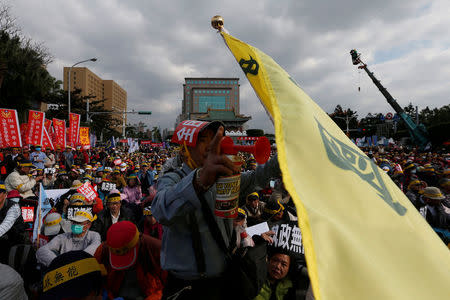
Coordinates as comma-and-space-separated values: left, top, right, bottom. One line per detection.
220, 31, 450, 300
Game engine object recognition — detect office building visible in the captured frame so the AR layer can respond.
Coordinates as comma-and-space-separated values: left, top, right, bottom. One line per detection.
63, 67, 127, 129
176, 77, 251, 131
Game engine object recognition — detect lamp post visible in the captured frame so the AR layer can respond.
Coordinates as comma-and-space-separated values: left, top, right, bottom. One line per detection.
67, 58, 97, 121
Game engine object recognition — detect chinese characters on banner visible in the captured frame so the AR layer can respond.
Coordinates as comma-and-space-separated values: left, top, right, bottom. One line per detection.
79, 127, 90, 149
26, 110, 45, 145
270, 221, 304, 258
20, 123, 28, 146
42, 127, 54, 150
101, 182, 116, 192
77, 182, 98, 202
44, 119, 52, 133
68, 113, 80, 147
171, 120, 209, 147
52, 118, 66, 149
0, 109, 22, 148
21, 207, 35, 222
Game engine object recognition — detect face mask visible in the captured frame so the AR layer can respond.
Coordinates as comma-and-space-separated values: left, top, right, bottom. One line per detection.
9, 197, 20, 203
71, 224, 84, 235
35, 148, 41, 151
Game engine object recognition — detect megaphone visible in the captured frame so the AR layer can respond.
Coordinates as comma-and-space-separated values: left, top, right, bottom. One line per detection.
220, 136, 271, 164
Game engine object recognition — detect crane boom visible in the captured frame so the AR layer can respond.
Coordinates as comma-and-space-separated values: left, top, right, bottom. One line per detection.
350, 49, 429, 149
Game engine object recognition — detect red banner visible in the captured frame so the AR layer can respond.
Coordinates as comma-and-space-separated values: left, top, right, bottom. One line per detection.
0, 109, 22, 148
20, 123, 28, 146
141, 140, 152, 145
77, 182, 98, 202
119, 139, 128, 143
44, 119, 52, 133
52, 118, 66, 149
26, 110, 45, 146
21, 206, 35, 222
151, 143, 163, 147
68, 113, 80, 147
42, 127, 54, 150
79, 127, 90, 149
237, 136, 259, 141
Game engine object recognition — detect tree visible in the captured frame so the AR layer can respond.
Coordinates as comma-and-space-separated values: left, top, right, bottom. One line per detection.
45, 86, 121, 140
328, 105, 359, 136
151, 126, 162, 142
0, 4, 56, 121
246, 129, 264, 137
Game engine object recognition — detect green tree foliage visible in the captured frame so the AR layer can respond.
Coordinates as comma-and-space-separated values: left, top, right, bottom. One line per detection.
328, 105, 359, 134
246, 129, 264, 137
45, 86, 121, 139
151, 126, 162, 142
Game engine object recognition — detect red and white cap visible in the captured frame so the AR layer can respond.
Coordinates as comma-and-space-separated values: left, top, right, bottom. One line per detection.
172, 120, 224, 147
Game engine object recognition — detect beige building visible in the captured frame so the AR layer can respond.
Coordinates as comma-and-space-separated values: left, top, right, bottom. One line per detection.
63, 67, 127, 128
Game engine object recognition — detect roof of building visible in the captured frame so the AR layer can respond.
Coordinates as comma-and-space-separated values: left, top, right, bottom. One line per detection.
196, 109, 251, 122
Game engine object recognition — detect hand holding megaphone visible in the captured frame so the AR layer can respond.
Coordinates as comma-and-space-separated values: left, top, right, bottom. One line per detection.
195, 126, 239, 192
196, 126, 271, 194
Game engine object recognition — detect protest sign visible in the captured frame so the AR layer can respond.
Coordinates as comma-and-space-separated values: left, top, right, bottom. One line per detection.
0, 109, 22, 148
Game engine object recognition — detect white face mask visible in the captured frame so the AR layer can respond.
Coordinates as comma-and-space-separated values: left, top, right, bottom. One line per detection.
9, 197, 20, 203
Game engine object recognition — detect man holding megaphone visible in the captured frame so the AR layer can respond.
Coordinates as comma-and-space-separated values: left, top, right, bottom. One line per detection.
152, 120, 280, 300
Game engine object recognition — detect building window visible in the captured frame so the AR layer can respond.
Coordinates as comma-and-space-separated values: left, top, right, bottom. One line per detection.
198, 96, 226, 112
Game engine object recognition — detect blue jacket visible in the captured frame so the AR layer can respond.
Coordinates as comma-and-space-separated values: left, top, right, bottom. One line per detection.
152, 155, 280, 280
138, 170, 154, 187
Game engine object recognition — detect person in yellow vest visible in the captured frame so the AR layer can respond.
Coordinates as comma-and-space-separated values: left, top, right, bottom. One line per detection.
254, 248, 296, 300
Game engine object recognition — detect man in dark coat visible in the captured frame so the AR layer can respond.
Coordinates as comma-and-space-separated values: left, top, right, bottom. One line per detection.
91, 192, 135, 241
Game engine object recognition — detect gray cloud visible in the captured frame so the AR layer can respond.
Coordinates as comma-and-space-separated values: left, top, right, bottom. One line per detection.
7, 0, 449, 134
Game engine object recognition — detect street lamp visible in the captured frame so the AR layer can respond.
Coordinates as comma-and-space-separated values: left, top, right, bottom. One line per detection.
67, 58, 97, 121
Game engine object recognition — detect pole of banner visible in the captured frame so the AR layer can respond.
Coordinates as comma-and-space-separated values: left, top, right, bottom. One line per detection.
86, 99, 90, 123
122, 109, 126, 138
211, 15, 224, 32
36, 184, 42, 247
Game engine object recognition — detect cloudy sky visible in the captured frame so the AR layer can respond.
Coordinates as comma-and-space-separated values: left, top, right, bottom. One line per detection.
6, 0, 450, 133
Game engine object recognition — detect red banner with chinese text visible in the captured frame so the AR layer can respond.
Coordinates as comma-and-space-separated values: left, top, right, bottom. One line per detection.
42, 127, 54, 150
79, 127, 90, 149
20, 123, 28, 146
21, 207, 35, 222
68, 113, 80, 147
26, 110, 45, 146
52, 118, 66, 149
0, 109, 22, 148
44, 119, 52, 133
77, 182, 98, 202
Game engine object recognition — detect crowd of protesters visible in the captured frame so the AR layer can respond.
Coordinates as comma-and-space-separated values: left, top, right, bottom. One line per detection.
0, 120, 448, 299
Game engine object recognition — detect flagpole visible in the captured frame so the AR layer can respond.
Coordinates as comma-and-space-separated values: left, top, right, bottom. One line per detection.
211, 15, 274, 124
36, 183, 43, 247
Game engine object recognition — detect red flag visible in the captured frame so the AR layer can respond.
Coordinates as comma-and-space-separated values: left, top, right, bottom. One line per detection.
68, 113, 80, 147
20, 123, 28, 146
42, 127, 54, 150
0, 109, 22, 148
79, 127, 90, 149
52, 118, 66, 149
26, 110, 45, 145
44, 119, 52, 133
77, 182, 98, 202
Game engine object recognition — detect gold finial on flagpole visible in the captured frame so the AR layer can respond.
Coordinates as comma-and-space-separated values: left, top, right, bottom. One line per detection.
211, 15, 224, 31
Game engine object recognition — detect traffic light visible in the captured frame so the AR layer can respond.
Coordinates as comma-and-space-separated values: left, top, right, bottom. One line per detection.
138, 111, 152, 115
